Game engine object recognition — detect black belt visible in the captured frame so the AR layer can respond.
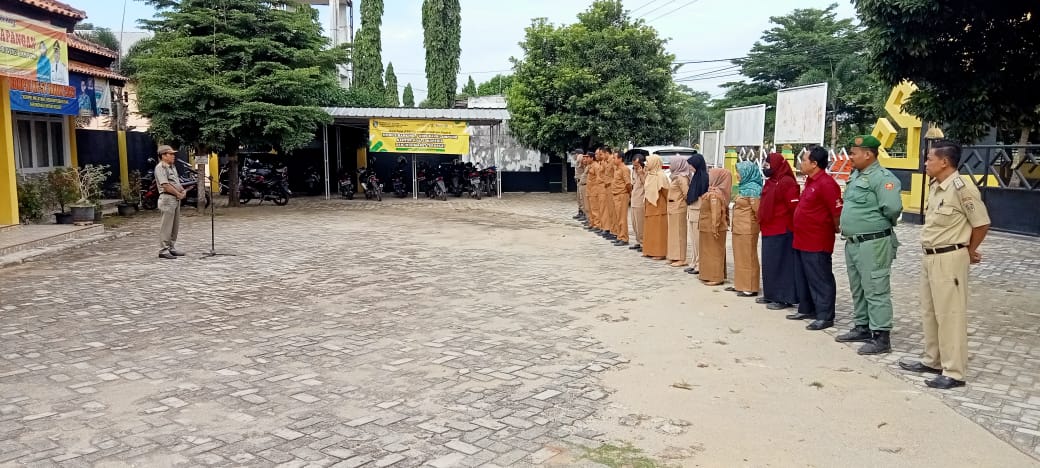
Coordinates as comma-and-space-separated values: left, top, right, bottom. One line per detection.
844, 228, 893, 244
924, 244, 966, 255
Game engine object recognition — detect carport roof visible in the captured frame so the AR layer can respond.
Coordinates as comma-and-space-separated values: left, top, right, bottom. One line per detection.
323, 107, 509, 125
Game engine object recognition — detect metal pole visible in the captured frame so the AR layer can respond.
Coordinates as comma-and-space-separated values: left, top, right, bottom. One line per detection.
495, 124, 502, 199
412, 154, 418, 200
323, 125, 330, 200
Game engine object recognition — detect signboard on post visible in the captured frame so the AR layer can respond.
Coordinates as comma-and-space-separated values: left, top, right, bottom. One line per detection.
369, 119, 470, 154
723, 105, 766, 147
8, 76, 76, 115
0, 11, 70, 85
774, 82, 828, 145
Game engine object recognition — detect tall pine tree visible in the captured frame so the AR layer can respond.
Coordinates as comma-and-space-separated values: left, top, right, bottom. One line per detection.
353, 0, 385, 100
132, 0, 347, 206
422, 0, 461, 108
461, 75, 477, 95
402, 83, 415, 107
384, 62, 400, 107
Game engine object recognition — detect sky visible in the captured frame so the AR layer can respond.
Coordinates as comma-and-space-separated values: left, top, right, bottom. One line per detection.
64, 0, 859, 103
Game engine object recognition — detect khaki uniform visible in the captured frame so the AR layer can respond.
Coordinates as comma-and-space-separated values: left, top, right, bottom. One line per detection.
611, 162, 632, 242
576, 163, 588, 215
600, 163, 615, 233
630, 167, 646, 244
154, 162, 183, 253
919, 172, 990, 381
587, 162, 601, 228
666, 176, 690, 262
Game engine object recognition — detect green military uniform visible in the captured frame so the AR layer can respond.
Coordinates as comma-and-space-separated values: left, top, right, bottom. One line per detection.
918, 171, 990, 382
839, 136, 903, 339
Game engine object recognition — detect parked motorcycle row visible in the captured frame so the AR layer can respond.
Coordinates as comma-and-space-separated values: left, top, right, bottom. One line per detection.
140, 158, 211, 210
218, 158, 292, 206
339, 159, 497, 202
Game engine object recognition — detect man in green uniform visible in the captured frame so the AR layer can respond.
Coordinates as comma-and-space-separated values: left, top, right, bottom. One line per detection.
835, 135, 903, 355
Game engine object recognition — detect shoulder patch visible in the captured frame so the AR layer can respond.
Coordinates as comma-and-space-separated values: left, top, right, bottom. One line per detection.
884, 182, 895, 190
953, 177, 965, 190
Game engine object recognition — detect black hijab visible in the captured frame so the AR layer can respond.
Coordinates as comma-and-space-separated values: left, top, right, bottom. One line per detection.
686, 152, 709, 204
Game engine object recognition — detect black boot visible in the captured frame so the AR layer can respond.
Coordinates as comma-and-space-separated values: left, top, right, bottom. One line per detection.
835, 325, 872, 343
858, 331, 891, 355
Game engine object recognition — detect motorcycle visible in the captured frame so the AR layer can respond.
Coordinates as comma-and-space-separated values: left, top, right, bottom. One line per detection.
465, 163, 482, 200
358, 167, 383, 201
481, 165, 498, 197
417, 163, 447, 201
140, 158, 211, 209
338, 169, 355, 199
391, 159, 409, 198
239, 166, 290, 206
301, 166, 323, 196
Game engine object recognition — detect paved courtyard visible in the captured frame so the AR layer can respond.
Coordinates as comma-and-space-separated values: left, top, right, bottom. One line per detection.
0, 194, 1038, 467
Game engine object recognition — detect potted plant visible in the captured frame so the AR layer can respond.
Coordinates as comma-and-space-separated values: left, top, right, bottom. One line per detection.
16, 176, 46, 224
117, 171, 142, 216
45, 167, 79, 224
70, 164, 111, 224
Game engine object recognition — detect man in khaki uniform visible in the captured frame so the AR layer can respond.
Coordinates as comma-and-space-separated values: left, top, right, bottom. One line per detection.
573, 149, 588, 221
899, 140, 990, 389
585, 152, 602, 232
610, 150, 633, 246
599, 148, 617, 240
154, 145, 186, 260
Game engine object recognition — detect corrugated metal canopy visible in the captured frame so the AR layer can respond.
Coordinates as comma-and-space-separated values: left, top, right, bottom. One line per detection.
323, 107, 510, 125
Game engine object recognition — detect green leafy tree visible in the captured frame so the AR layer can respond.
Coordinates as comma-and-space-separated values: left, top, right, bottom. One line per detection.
710, 3, 882, 145
133, 0, 347, 206
422, 0, 461, 108
402, 83, 415, 107
675, 86, 715, 145
508, 0, 683, 153
77, 27, 121, 53
384, 62, 400, 106
353, 0, 386, 101
854, 0, 1040, 145
477, 74, 512, 96
461, 75, 477, 95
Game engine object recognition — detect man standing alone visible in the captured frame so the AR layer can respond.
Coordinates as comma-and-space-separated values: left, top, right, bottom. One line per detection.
900, 140, 990, 389
835, 136, 903, 354
574, 149, 588, 221
155, 145, 186, 260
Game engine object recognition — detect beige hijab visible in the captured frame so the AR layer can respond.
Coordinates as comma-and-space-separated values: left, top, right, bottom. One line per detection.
643, 155, 670, 206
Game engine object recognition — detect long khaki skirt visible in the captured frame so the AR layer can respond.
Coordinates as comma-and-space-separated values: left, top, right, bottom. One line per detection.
698, 231, 727, 283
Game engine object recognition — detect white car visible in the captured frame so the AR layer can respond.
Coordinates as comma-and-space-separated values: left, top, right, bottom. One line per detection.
626, 145, 707, 177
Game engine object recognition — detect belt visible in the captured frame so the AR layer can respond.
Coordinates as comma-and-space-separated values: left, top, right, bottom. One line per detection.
843, 228, 893, 244
924, 244, 966, 255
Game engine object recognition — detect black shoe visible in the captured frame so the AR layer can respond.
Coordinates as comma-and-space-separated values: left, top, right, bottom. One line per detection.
835, 325, 872, 343
786, 312, 814, 320
724, 286, 737, 292
767, 302, 793, 310
736, 291, 758, 298
857, 331, 892, 355
755, 297, 773, 304
613, 241, 629, 246
158, 251, 177, 260
925, 375, 966, 389
605, 235, 617, 240
169, 249, 186, 257
806, 320, 834, 331
899, 361, 942, 375
629, 244, 641, 250
685, 269, 699, 275
636, 247, 643, 252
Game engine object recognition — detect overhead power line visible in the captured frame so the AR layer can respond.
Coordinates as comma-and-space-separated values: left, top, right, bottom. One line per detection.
630, 0, 667, 15
647, 0, 702, 23
637, 0, 679, 19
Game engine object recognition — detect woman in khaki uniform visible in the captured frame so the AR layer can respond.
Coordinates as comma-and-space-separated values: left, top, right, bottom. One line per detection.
666, 156, 693, 267
642, 155, 670, 260
729, 160, 764, 296
699, 168, 733, 285
629, 154, 647, 251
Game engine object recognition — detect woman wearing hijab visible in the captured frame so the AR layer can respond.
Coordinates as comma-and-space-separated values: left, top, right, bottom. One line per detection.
699, 168, 732, 286
642, 155, 670, 260
685, 153, 710, 275
666, 156, 692, 267
728, 160, 764, 296
757, 152, 801, 309
629, 154, 648, 251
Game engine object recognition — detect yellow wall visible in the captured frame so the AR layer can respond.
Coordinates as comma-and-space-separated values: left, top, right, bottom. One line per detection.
117, 131, 128, 190
0, 78, 18, 225
67, 115, 78, 167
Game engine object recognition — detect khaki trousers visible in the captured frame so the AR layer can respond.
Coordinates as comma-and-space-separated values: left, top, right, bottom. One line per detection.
630, 204, 645, 244
600, 186, 615, 233
686, 203, 700, 268
612, 193, 630, 242
921, 248, 970, 381
158, 196, 180, 252
578, 184, 588, 214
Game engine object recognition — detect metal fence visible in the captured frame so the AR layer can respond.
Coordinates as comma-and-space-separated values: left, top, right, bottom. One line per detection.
959, 144, 1040, 236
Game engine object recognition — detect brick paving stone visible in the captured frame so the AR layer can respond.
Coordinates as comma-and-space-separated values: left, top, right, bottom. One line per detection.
0, 194, 1037, 465
444, 440, 480, 456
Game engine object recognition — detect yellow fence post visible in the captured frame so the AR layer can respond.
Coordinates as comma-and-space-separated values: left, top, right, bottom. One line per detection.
117, 131, 129, 191
67, 116, 78, 168
0, 78, 18, 225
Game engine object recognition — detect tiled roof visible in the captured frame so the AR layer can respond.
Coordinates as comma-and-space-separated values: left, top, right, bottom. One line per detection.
12, 0, 86, 20
69, 61, 128, 82
68, 34, 119, 59
323, 107, 510, 124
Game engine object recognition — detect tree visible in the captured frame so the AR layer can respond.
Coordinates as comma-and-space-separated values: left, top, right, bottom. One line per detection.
710, 4, 883, 146
676, 86, 715, 145
353, 0, 386, 101
476, 74, 512, 96
402, 83, 415, 107
462, 75, 477, 95
76, 27, 121, 53
508, 0, 683, 154
422, 0, 461, 108
854, 0, 1040, 145
384, 62, 400, 106
133, 0, 347, 206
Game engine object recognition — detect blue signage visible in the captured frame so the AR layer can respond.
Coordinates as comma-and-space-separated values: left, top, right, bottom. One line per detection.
8, 75, 77, 115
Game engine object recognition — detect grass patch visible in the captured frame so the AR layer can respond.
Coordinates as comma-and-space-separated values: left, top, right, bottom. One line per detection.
584, 443, 661, 468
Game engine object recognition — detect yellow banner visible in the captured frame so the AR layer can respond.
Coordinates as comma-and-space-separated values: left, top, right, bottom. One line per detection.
369, 119, 470, 154
0, 11, 70, 85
